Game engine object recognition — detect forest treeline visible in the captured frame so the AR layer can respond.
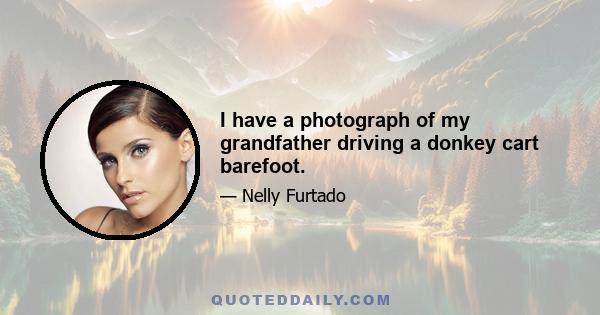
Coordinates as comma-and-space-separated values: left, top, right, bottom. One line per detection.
419, 102, 600, 237
0, 53, 61, 237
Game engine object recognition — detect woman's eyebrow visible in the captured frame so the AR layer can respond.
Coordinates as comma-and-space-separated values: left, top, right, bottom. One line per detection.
123, 138, 151, 151
96, 138, 151, 158
96, 152, 112, 160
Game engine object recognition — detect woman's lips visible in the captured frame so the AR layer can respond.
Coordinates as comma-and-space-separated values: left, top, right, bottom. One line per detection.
122, 191, 145, 205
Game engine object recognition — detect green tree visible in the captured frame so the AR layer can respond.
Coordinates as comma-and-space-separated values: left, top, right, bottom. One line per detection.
35, 71, 59, 129
0, 53, 42, 155
0, 154, 32, 239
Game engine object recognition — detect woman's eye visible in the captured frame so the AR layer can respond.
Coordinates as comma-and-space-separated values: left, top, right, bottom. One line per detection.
132, 145, 149, 158
100, 158, 116, 168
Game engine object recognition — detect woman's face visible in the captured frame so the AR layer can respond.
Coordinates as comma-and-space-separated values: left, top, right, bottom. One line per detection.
95, 116, 191, 219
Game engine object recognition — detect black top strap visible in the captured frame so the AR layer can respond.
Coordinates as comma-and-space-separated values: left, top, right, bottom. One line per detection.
96, 208, 117, 233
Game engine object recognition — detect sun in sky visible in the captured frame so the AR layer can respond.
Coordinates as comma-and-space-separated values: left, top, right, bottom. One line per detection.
272, 0, 295, 11
269, 0, 332, 15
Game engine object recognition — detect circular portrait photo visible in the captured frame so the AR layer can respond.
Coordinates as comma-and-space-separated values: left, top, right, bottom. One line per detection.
41, 81, 199, 239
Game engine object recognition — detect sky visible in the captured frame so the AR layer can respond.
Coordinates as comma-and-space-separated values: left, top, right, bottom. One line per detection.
66, 0, 504, 36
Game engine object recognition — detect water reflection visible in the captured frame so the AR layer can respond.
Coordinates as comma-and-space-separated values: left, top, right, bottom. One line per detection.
0, 224, 599, 315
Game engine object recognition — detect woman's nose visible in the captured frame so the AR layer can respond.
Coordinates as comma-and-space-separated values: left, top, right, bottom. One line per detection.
116, 160, 133, 186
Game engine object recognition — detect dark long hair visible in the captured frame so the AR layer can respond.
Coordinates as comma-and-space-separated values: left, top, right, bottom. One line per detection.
88, 85, 188, 153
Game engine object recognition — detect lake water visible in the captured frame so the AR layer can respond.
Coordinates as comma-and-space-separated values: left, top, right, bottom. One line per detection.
1, 224, 598, 315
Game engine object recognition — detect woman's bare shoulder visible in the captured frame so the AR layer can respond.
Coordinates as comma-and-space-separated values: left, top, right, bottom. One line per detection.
75, 206, 122, 231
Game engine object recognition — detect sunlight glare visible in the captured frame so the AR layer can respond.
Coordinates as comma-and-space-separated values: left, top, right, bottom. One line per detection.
273, 0, 294, 11
270, 0, 332, 15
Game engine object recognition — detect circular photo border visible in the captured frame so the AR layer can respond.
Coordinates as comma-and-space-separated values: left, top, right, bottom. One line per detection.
40, 79, 200, 240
